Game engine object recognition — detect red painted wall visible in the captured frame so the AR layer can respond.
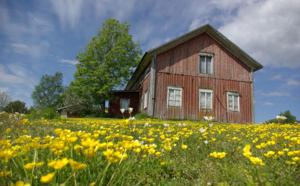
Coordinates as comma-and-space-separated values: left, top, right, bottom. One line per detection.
109, 91, 139, 118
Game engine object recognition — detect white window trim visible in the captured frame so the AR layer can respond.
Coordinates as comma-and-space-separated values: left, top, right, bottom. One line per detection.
120, 98, 130, 111
144, 90, 148, 109
199, 89, 213, 109
227, 91, 240, 112
167, 86, 183, 107
199, 52, 214, 74
139, 94, 143, 111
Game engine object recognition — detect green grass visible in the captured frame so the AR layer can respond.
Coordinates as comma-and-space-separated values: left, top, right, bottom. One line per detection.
0, 114, 299, 185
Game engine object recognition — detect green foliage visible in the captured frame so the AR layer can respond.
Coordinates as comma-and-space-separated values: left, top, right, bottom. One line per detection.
280, 110, 296, 124
266, 110, 297, 124
27, 107, 60, 119
62, 86, 89, 114
31, 72, 65, 108
3, 100, 28, 114
71, 18, 142, 111
134, 113, 148, 119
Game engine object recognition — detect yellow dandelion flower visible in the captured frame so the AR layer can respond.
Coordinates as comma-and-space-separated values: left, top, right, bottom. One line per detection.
40, 172, 55, 183
0, 171, 11, 177
24, 162, 36, 169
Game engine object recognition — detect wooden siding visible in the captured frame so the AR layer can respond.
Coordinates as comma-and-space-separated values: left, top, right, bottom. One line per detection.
138, 72, 151, 113
154, 73, 253, 123
156, 33, 251, 82
153, 33, 254, 123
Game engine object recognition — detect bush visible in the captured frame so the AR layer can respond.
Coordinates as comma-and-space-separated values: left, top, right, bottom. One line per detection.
27, 107, 60, 119
134, 113, 148, 119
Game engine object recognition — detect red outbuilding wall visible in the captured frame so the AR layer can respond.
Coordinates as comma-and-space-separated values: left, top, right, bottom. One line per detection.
109, 91, 140, 118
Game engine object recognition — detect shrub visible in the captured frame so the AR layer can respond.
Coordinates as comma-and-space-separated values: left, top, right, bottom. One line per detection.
134, 113, 148, 119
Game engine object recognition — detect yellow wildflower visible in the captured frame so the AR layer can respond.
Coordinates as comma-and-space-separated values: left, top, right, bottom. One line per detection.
0, 171, 11, 177
181, 145, 188, 150
40, 172, 55, 183
24, 162, 36, 169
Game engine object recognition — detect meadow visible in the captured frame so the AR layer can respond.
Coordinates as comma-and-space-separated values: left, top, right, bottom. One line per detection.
0, 112, 299, 185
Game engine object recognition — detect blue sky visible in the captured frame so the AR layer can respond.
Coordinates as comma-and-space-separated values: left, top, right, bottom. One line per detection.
0, 0, 299, 123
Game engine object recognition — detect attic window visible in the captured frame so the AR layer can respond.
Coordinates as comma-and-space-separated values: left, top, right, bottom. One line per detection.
199, 52, 214, 74
146, 67, 151, 76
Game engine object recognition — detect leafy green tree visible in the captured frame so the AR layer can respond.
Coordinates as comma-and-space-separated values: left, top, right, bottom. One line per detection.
0, 92, 13, 111
62, 86, 89, 114
71, 18, 142, 111
3, 100, 28, 114
266, 110, 297, 124
31, 72, 65, 108
279, 110, 296, 124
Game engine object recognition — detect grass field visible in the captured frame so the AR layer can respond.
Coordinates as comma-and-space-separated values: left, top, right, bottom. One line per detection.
0, 112, 299, 185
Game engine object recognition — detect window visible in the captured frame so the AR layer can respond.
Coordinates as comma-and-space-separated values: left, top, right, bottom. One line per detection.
140, 95, 143, 111
144, 90, 148, 109
120, 98, 130, 111
167, 86, 182, 107
145, 67, 151, 77
199, 89, 213, 109
227, 92, 239, 111
199, 52, 214, 74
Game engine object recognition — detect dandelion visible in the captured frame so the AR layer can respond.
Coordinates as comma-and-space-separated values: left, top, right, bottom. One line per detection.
0, 171, 11, 177
181, 145, 188, 150
204, 140, 208, 144
40, 172, 55, 183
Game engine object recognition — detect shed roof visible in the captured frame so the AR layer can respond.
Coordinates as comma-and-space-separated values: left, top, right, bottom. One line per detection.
125, 24, 263, 90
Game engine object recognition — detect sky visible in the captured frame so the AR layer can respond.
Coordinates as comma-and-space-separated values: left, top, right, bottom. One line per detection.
0, 0, 299, 123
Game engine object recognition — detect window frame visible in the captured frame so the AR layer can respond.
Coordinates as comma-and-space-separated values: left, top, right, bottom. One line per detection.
227, 91, 240, 112
167, 86, 183, 107
199, 52, 214, 74
120, 98, 130, 111
199, 89, 213, 109
144, 90, 148, 109
139, 94, 143, 111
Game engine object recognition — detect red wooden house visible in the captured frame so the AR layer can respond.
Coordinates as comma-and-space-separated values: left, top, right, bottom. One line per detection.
109, 24, 263, 123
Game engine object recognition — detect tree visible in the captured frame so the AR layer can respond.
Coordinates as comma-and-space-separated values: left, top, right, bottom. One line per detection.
3, 100, 28, 113
0, 92, 13, 110
266, 110, 297, 124
71, 18, 142, 111
62, 86, 88, 114
31, 72, 65, 108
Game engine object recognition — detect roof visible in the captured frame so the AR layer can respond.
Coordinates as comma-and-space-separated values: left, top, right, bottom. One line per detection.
125, 24, 263, 90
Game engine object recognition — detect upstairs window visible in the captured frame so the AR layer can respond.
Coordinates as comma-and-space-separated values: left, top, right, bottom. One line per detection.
167, 86, 182, 107
199, 52, 214, 74
120, 98, 130, 111
227, 92, 239, 112
199, 89, 213, 109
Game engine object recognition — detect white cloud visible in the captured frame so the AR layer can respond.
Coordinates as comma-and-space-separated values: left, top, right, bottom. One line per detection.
270, 75, 282, 80
260, 91, 290, 97
58, 59, 78, 65
218, 0, 300, 68
0, 64, 35, 88
260, 102, 275, 106
286, 78, 300, 86
8, 42, 49, 58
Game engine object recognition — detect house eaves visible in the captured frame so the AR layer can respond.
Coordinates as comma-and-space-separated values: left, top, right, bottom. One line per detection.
125, 24, 263, 90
